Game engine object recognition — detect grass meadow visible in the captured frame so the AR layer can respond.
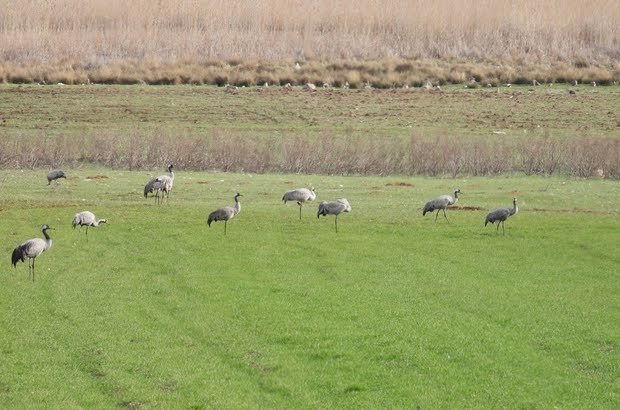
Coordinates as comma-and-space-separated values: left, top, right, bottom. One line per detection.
0, 169, 618, 408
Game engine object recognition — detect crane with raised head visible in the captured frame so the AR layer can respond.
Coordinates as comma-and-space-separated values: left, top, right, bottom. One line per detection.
208, 193, 242, 234
423, 188, 461, 222
11, 224, 54, 281
485, 197, 518, 235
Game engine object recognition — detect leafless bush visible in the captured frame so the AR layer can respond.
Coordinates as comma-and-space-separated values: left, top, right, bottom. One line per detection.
0, 132, 617, 179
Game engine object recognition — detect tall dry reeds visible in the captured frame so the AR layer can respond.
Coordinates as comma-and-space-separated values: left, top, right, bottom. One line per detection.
0, 132, 617, 179
0, 0, 618, 84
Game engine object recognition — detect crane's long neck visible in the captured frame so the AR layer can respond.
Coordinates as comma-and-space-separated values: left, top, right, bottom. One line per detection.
94, 219, 106, 226
510, 199, 518, 215
234, 196, 241, 214
42, 229, 53, 249
169, 169, 175, 181
452, 190, 460, 204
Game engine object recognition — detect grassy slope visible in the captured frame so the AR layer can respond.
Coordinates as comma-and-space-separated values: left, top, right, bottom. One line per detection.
0, 169, 618, 408
0, 84, 618, 138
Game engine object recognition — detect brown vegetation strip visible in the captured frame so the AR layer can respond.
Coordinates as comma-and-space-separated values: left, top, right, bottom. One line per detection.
0, 133, 617, 179
0, 0, 617, 85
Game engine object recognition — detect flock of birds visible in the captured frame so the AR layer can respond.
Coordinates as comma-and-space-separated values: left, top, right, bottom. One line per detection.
11, 166, 518, 281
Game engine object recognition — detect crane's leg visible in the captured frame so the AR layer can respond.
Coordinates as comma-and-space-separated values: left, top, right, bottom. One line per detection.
335, 215, 339, 233
224, 220, 227, 235
31, 258, 35, 282
435, 210, 439, 221
496, 223, 500, 233
502, 221, 505, 235
443, 208, 449, 222
298, 203, 302, 220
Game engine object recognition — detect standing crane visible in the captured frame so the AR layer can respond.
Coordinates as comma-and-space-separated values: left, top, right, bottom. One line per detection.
317, 198, 352, 232
47, 169, 66, 185
144, 164, 175, 205
485, 197, 518, 235
207, 193, 242, 234
282, 186, 316, 219
11, 224, 54, 281
423, 188, 461, 222
72, 211, 107, 241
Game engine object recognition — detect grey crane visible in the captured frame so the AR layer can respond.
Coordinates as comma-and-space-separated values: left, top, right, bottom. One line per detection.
11, 224, 54, 281
47, 169, 66, 185
207, 193, 242, 234
282, 186, 316, 219
317, 198, 352, 232
485, 197, 518, 235
423, 188, 461, 222
144, 164, 175, 205
72, 210, 107, 240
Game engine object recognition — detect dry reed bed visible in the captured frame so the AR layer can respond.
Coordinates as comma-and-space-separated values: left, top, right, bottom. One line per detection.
0, 59, 617, 87
0, 0, 618, 85
1, 133, 617, 179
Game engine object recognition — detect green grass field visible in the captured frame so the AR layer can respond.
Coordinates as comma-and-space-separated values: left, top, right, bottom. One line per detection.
0, 169, 618, 408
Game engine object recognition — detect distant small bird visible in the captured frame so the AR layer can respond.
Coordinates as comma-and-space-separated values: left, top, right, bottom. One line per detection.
317, 198, 351, 232
47, 169, 66, 185
72, 211, 107, 240
282, 187, 316, 219
485, 197, 518, 235
207, 193, 242, 234
423, 189, 461, 222
11, 224, 54, 281
144, 164, 175, 205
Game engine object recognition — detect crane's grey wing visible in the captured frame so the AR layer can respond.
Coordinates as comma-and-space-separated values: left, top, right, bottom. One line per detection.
485, 208, 509, 225
144, 178, 163, 196
47, 169, 65, 179
208, 208, 233, 225
17, 238, 45, 258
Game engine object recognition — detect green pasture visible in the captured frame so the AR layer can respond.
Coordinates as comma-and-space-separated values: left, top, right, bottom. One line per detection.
0, 169, 618, 408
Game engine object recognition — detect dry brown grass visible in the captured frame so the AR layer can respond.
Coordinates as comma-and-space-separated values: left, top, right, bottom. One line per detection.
0, 0, 618, 85
1, 132, 617, 179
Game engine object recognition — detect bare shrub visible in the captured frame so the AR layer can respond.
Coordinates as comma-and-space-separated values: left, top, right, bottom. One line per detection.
0, 131, 617, 179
